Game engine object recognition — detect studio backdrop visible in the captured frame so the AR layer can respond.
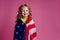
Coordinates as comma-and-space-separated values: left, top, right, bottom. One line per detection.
0, 0, 60, 40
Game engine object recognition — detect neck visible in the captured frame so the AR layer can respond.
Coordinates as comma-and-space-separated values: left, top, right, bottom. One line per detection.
23, 16, 28, 19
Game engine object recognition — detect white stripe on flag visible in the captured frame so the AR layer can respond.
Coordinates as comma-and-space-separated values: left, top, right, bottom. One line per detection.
28, 19, 35, 25
28, 34, 30, 40
33, 37, 37, 40
26, 19, 35, 27
29, 27, 36, 35
28, 28, 36, 40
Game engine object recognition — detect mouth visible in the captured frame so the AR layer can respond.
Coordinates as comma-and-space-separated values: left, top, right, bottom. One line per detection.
24, 13, 27, 15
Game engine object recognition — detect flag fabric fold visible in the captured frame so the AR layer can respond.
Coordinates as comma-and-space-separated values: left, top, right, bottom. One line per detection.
13, 18, 37, 40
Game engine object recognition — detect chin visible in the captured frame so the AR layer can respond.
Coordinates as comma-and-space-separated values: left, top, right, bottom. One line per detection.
24, 15, 28, 17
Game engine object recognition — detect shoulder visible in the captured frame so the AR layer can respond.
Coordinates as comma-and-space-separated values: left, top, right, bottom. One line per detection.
28, 18, 35, 25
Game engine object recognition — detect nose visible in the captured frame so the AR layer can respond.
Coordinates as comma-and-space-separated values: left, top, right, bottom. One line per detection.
24, 10, 26, 13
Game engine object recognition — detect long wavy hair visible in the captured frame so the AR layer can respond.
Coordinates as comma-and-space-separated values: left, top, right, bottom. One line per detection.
15, 4, 32, 22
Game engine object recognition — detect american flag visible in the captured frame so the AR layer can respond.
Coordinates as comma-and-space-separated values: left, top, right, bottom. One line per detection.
13, 18, 37, 40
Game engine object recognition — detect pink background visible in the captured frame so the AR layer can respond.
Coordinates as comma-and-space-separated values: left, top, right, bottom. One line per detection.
0, 0, 60, 40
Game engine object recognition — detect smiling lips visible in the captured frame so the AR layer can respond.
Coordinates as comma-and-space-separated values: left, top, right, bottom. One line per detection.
24, 13, 27, 15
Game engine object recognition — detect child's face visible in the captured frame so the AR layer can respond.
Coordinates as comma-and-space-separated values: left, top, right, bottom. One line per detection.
22, 6, 29, 18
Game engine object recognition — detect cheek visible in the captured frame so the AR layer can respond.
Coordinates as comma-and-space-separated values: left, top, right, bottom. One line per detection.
26, 11, 29, 14
27, 12, 29, 15
22, 12, 24, 15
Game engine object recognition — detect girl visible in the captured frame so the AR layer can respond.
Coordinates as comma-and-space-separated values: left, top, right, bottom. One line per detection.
13, 4, 37, 40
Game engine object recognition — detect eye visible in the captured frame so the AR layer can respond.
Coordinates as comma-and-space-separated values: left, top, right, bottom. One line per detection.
22, 10, 24, 13
26, 10, 29, 12
26, 10, 28, 11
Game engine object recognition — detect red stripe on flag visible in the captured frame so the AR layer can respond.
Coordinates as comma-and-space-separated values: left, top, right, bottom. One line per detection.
25, 28, 29, 40
30, 32, 36, 40
25, 17, 32, 24
28, 24, 35, 30
25, 24, 36, 40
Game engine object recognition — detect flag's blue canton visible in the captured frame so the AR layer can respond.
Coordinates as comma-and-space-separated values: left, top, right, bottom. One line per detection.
13, 18, 25, 40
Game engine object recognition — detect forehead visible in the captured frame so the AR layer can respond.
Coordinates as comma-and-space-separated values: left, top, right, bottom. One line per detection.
22, 6, 29, 10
